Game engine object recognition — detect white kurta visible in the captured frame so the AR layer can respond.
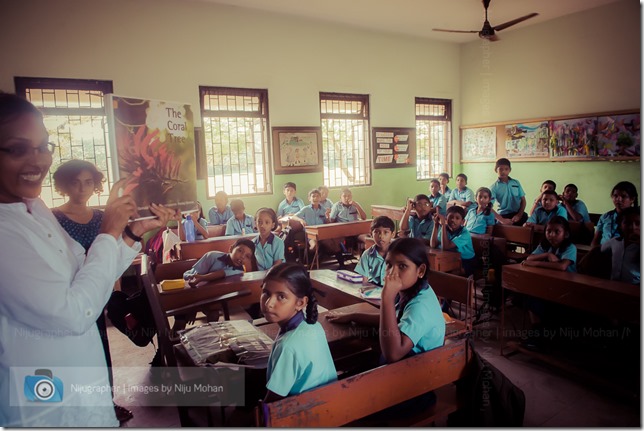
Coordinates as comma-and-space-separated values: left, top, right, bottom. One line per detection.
0, 198, 140, 427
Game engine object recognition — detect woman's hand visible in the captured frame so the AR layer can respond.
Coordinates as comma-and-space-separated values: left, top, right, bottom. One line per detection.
101, 180, 138, 239
129, 203, 179, 237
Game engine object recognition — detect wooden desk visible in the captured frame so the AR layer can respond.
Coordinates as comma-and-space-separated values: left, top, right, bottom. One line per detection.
306, 220, 373, 269
371, 204, 405, 223
309, 269, 380, 309
175, 233, 258, 260
361, 238, 462, 274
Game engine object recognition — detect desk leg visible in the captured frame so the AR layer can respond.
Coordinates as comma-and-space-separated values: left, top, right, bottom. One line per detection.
310, 235, 320, 270
500, 287, 505, 356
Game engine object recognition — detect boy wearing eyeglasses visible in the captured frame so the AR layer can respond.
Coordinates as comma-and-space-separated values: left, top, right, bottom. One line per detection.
400, 193, 435, 240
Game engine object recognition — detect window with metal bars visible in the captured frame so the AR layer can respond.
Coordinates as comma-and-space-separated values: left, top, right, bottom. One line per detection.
14, 77, 114, 208
415, 98, 452, 180
199, 86, 271, 197
319, 92, 371, 188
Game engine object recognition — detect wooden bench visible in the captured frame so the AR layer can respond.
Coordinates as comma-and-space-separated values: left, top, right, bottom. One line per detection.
491, 224, 534, 262
306, 220, 373, 269
255, 337, 470, 427
175, 232, 258, 260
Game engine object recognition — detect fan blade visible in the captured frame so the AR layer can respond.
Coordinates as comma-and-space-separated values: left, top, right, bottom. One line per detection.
433, 28, 479, 34
493, 13, 538, 31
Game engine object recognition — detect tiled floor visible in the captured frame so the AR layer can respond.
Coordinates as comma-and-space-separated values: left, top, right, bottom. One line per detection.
109, 261, 640, 427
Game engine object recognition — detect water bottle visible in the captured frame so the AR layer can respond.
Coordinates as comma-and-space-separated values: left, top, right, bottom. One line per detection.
184, 215, 196, 243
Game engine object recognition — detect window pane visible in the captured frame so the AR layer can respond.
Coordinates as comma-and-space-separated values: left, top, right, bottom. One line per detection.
416, 98, 451, 180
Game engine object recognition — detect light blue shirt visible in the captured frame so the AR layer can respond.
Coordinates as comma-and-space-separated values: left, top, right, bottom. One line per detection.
408, 214, 434, 239
490, 177, 526, 215
601, 238, 640, 284
429, 193, 447, 216
181, 217, 208, 240
532, 243, 577, 273
294, 205, 327, 226
225, 214, 256, 236
449, 187, 474, 204
266, 320, 337, 397
437, 226, 475, 260
277, 197, 306, 217
464, 205, 496, 234
567, 200, 591, 223
183, 251, 242, 279
354, 245, 387, 286
208, 205, 234, 225
329, 202, 361, 222
253, 233, 285, 270
526, 205, 568, 225
596, 210, 620, 245
320, 198, 334, 211
396, 282, 445, 355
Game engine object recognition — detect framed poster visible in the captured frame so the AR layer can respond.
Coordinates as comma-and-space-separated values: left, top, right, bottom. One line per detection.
105, 94, 198, 219
596, 114, 640, 157
461, 127, 496, 161
271, 127, 322, 175
504, 122, 549, 158
549, 117, 598, 158
371, 127, 415, 169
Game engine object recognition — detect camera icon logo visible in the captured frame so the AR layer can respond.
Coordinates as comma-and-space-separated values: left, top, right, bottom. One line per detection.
24, 369, 63, 402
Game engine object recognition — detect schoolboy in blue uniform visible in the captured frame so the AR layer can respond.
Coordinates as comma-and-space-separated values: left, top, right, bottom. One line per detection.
292, 188, 329, 252
208, 191, 234, 225
225, 199, 256, 235
525, 189, 568, 227
489, 158, 527, 226
254, 208, 285, 271
528, 180, 556, 216
277, 182, 305, 218
430, 206, 477, 276
446, 173, 474, 210
438, 172, 451, 197
329, 188, 367, 222
400, 194, 434, 239
428, 178, 447, 217
355, 216, 395, 286
318, 185, 334, 211
560, 183, 591, 223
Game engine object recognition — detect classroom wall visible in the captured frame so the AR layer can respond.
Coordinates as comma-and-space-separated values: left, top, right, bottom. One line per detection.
0, 0, 460, 213
458, 0, 641, 214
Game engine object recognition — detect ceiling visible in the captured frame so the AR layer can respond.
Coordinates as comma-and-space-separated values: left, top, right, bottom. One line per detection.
200, 0, 623, 43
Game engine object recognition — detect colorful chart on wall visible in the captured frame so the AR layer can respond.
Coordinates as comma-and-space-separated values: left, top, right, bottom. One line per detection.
461, 127, 496, 161
371, 127, 415, 169
504, 122, 549, 158
596, 114, 640, 157
549, 117, 598, 158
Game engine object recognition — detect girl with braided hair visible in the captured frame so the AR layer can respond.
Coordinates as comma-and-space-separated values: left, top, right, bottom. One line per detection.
261, 262, 336, 402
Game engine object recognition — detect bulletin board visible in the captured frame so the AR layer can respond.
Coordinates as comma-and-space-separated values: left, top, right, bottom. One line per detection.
371, 127, 416, 169
460, 109, 640, 163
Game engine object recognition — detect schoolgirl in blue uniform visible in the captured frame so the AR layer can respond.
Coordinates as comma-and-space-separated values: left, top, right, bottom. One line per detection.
261, 263, 337, 401
591, 181, 639, 247
430, 206, 477, 277
465, 187, 496, 234
525, 189, 568, 227
254, 207, 285, 270
400, 193, 434, 239
523, 216, 577, 272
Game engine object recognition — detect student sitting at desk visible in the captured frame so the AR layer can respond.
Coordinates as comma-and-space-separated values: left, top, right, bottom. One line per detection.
208, 190, 234, 225
524, 189, 568, 230
490, 158, 527, 226
261, 263, 337, 401
430, 206, 476, 277
428, 178, 447, 217
328, 187, 367, 222
318, 184, 334, 211
601, 206, 640, 284
522, 216, 577, 272
254, 207, 285, 271
225, 198, 256, 236
354, 216, 395, 286
292, 188, 330, 251
400, 193, 434, 240
528, 179, 556, 216
277, 181, 305, 218
591, 181, 639, 247
446, 173, 474, 210
464, 187, 496, 235
559, 183, 591, 223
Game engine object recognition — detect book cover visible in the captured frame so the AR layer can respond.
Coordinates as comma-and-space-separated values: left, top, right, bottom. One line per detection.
105, 94, 198, 218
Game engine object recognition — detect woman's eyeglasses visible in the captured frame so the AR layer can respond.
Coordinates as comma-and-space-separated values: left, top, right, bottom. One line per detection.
0, 142, 56, 159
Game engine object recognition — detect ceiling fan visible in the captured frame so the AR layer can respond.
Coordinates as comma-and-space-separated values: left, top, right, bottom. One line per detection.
433, 0, 538, 42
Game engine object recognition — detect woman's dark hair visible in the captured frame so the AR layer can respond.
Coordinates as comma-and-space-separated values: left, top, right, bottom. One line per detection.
0, 92, 42, 127
386, 238, 429, 321
52, 159, 105, 196
541, 216, 572, 250
612, 181, 639, 208
255, 207, 278, 230
264, 262, 319, 324
475, 187, 492, 215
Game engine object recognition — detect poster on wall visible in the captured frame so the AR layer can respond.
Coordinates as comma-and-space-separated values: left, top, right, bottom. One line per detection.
504, 122, 549, 158
105, 94, 198, 219
371, 127, 415, 169
461, 127, 496, 161
549, 117, 597, 158
596, 114, 640, 157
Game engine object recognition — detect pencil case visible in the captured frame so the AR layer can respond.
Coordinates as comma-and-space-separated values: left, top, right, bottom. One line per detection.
337, 270, 363, 284
160, 278, 187, 291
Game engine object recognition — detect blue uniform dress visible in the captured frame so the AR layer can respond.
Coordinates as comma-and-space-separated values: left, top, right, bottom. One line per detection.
490, 177, 526, 216
319, 198, 334, 211
266, 312, 337, 397
464, 205, 496, 234
277, 197, 306, 217
354, 245, 387, 286
329, 202, 361, 222
225, 214, 256, 235
183, 251, 243, 279
429, 193, 447, 216
601, 238, 640, 284
596, 209, 620, 244
294, 205, 327, 226
437, 226, 477, 275
568, 200, 591, 223
52, 209, 103, 252
396, 282, 445, 355
253, 233, 285, 270
407, 214, 434, 240
526, 205, 568, 226
449, 187, 474, 205
531, 243, 577, 272
208, 205, 234, 225
181, 216, 209, 240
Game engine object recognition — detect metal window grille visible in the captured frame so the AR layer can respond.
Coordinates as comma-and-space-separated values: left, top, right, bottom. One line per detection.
415, 98, 452, 180
199, 87, 271, 197
14, 77, 114, 208
319, 92, 371, 188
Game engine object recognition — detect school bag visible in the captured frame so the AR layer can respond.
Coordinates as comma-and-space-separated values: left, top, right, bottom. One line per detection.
106, 289, 156, 347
